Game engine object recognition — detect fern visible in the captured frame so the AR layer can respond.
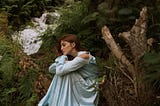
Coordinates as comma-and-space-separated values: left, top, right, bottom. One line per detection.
0, 32, 20, 105
1, 0, 51, 30
18, 69, 38, 105
143, 52, 160, 91
0, 32, 39, 105
50, 0, 109, 55
54, 1, 89, 35
81, 12, 99, 24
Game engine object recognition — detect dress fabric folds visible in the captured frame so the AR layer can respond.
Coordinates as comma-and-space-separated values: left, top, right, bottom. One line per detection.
38, 51, 99, 106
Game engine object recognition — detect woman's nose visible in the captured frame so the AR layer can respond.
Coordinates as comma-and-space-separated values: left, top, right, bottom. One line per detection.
61, 46, 63, 51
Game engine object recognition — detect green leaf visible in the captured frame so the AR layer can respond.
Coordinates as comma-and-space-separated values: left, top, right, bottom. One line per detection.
143, 52, 160, 64
3, 88, 17, 95
81, 12, 99, 24
26, 93, 37, 105
118, 8, 133, 15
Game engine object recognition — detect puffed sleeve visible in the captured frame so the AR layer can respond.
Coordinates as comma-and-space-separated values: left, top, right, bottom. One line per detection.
48, 63, 57, 73
48, 55, 68, 73
56, 57, 89, 76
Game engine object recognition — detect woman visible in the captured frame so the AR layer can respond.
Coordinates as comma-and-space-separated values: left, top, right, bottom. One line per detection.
38, 34, 99, 106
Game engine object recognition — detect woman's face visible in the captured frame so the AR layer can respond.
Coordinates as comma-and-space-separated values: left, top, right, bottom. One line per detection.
60, 40, 75, 55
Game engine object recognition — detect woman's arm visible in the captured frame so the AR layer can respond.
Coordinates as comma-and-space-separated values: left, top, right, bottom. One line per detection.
56, 54, 89, 76
48, 55, 68, 73
48, 63, 57, 73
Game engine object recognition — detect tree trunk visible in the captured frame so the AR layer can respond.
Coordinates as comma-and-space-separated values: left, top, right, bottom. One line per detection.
101, 7, 148, 105
119, 7, 148, 60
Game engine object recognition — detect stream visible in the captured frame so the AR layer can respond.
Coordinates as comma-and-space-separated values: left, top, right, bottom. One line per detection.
12, 11, 60, 55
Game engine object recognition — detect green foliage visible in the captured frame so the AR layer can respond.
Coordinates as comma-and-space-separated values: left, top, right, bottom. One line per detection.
143, 52, 160, 91
0, 32, 18, 81
0, 32, 19, 105
45, 0, 109, 55
0, 32, 38, 106
54, 1, 90, 35
0, 0, 53, 30
0, 0, 160, 105
118, 8, 133, 15
18, 69, 38, 105
81, 12, 99, 24
40, 27, 57, 52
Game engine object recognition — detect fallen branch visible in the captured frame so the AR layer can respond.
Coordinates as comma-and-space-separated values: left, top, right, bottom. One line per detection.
101, 26, 135, 77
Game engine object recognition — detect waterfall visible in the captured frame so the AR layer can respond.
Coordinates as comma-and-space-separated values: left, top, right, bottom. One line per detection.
12, 12, 60, 55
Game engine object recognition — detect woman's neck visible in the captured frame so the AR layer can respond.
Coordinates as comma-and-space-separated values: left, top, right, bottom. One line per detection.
70, 49, 78, 57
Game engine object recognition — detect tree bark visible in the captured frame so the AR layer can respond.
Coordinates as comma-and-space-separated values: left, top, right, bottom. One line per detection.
119, 7, 148, 60
101, 7, 148, 98
101, 26, 135, 78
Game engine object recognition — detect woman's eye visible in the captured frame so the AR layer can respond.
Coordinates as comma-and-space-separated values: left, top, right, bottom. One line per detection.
61, 44, 66, 47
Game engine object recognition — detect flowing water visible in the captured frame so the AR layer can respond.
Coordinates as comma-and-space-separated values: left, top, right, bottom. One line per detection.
12, 12, 60, 55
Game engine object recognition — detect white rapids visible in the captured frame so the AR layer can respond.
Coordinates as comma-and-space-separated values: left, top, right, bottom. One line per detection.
12, 12, 60, 55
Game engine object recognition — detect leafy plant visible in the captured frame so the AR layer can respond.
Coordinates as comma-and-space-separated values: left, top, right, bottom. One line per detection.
0, 31, 39, 105
41, 0, 109, 57
1, 0, 53, 30
0, 32, 19, 105
143, 52, 160, 90
18, 69, 38, 106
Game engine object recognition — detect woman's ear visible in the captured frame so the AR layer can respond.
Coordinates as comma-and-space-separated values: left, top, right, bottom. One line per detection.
71, 42, 76, 48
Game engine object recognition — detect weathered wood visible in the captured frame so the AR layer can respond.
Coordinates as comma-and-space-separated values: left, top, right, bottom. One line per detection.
101, 26, 135, 77
119, 7, 148, 59
101, 7, 148, 98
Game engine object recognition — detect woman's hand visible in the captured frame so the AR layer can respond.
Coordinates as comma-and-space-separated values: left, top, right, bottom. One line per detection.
79, 53, 89, 59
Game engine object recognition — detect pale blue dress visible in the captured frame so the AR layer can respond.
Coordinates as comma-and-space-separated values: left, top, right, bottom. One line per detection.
38, 51, 99, 106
